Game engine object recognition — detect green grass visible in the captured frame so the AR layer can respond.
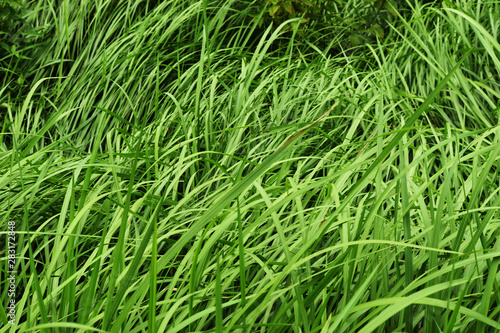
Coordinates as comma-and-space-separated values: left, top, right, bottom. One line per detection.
1, 0, 500, 332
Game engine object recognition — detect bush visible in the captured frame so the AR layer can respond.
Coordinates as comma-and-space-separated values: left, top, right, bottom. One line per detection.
0, 0, 28, 58
251, 0, 401, 51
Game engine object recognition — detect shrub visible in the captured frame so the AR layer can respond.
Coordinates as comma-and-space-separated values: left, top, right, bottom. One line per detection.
0, 0, 28, 58
252, 0, 400, 51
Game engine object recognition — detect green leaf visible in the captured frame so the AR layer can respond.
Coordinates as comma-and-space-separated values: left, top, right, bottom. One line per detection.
384, 0, 399, 18
282, 1, 294, 15
349, 34, 364, 46
270, 4, 281, 17
369, 24, 384, 38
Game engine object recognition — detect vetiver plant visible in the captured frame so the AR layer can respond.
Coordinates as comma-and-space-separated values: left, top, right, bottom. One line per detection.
0, 0, 499, 332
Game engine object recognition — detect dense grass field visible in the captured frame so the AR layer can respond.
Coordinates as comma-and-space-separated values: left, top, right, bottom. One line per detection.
1, 0, 500, 332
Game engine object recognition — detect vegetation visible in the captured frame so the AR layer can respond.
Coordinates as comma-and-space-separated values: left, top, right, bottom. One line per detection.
1, 0, 499, 332
257, 0, 397, 45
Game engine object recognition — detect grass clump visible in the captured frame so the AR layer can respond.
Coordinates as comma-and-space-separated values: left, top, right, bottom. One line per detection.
1, 0, 500, 332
